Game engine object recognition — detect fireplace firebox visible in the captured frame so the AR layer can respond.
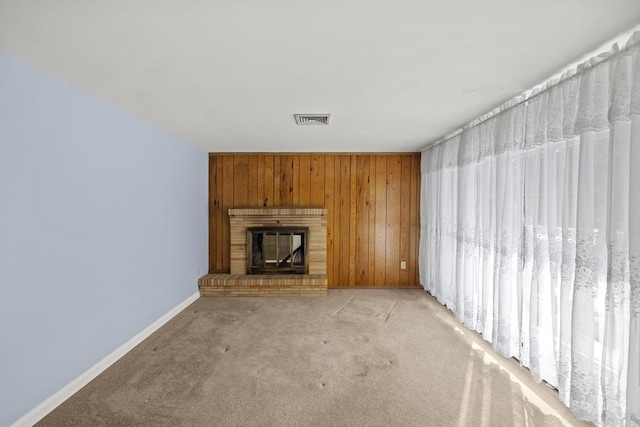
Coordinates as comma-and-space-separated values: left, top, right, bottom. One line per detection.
247, 227, 308, 274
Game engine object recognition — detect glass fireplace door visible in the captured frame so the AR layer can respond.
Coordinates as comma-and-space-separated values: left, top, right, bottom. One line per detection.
248, 227, 308, 274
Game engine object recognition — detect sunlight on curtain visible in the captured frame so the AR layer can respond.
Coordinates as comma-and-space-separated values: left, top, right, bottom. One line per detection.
419, 31, 639, 427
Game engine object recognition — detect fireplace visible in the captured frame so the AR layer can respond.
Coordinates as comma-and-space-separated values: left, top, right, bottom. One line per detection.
248, 227, 308, 274
228, 208, 327, 276
198, 208, 327, 297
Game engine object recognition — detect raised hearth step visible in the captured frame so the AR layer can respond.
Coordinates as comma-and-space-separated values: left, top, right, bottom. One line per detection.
198, 273, 327, 297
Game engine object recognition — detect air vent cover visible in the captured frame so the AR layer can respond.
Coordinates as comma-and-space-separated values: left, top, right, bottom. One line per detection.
294, 114, 331, 126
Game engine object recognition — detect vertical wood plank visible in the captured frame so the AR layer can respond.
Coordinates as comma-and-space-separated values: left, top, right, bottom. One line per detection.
299, 155, 311, 207
215, 156, 224, 271
333, 156, 342, 286
256, 155, 265, 207
399, 155, 411, 286
284, 154, 294, 206
282, 154, 292, 206
410, 154, 420, 287
349, 155, 357, 286
247, 156, 258, 207
310, 155, 325, 207
233, 155, 248, 208
355, 155, 370, 286
324, 155, 335, 286
291, 154, 300, 205
385, 155, 401, 286
264, 155, 274, 207
209, 155, 217, 272
273, 155, 281, 205
368, 155, 377, 285
339, 156, 351, 286
374, 156, 387, 286
222, 155, 235, 272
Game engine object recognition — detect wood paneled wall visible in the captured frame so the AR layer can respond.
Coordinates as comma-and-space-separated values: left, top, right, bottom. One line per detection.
209, 154, 421, 288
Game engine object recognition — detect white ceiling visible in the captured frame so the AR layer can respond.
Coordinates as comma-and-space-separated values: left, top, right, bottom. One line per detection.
1, 1, 639, 153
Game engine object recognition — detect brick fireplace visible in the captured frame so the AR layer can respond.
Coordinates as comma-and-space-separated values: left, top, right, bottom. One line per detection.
198, 208, 328, 297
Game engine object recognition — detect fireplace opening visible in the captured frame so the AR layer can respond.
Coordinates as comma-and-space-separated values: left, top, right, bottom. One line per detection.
247, 227, 308, 274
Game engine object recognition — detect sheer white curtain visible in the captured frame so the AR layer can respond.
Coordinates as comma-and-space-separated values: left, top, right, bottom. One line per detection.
419, 32, 639, 426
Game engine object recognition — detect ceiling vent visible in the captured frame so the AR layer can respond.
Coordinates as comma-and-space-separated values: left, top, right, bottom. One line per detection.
294, 114, 331, 126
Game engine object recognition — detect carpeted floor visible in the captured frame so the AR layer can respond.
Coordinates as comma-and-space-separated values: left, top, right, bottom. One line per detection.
38, 289, 591, 426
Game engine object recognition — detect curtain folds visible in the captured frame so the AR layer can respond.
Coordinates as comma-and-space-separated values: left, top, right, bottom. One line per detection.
419, 31, 639, 427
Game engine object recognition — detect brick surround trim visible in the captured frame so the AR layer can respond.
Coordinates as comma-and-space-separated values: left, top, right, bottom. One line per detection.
229, 207, 327, 275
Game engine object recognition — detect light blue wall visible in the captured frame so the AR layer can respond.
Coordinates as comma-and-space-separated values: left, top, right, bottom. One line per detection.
0, 52, 208, 426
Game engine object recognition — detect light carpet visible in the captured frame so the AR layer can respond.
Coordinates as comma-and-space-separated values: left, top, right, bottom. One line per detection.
38, 289, 591, 426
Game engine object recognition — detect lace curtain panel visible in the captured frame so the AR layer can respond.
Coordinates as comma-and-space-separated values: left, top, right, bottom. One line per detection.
419, 32, 639, 427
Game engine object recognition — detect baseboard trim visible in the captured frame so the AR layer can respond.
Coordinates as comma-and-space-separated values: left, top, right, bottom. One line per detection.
11, 291, 200, 427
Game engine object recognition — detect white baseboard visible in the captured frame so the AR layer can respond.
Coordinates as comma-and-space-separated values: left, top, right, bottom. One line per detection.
11, 291, 200, 427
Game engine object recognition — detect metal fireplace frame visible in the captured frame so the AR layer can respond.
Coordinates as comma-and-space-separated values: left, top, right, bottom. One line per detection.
247, 226, 309, 275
